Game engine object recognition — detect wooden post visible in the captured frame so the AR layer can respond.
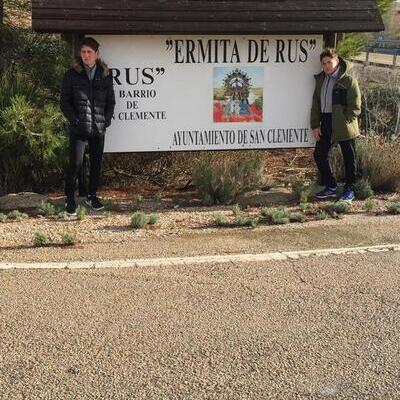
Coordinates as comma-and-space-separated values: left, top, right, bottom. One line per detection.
323, 32, 336, 48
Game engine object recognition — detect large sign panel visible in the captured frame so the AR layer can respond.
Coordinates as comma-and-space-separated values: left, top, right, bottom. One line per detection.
93, 35, 323, 152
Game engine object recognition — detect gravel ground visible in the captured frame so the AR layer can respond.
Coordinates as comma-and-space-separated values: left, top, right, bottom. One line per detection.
0, 199, 400, 262
1, 251, 399, 399
1, 201, 400, 262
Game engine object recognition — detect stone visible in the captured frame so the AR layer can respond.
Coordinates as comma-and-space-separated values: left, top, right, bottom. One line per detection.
237, 188, 295, 207
0, 192, 47, 211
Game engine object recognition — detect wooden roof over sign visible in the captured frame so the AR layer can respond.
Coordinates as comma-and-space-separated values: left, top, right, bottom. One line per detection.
32, 0, 384, 34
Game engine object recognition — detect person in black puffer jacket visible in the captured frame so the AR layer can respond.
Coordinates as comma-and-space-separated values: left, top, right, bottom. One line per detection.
61, 37, 115, 215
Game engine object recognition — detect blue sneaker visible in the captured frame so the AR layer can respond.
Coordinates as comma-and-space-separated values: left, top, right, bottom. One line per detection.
340, 187, 355, 202
315, 186, 338, 200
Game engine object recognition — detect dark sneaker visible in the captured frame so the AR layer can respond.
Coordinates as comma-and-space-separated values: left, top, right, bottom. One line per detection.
85, 195, 104, 211
340, 187, 355, 202
65, 197, 77, 216
315, 186, 338, 200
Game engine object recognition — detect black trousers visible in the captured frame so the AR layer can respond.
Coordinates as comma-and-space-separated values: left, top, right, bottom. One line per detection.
65, 134, 105, 198
314, 113, 357, 189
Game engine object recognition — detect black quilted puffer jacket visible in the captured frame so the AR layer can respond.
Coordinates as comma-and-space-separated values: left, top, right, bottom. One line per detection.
60, 59, 115, 138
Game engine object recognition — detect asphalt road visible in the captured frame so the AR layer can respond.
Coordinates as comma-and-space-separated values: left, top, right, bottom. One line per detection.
1, 251, 400, 399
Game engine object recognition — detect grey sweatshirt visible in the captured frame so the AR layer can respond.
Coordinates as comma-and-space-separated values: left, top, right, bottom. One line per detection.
320, 66, 341, 113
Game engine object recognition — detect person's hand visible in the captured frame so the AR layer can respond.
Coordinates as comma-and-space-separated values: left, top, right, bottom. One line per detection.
312, 128, 321, 141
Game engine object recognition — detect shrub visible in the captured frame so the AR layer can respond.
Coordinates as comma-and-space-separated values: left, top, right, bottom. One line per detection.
37, 201, 58, 217
131, 212, 147, 229
0, 213, 7, 223
337, 32, 367, 59
232, 204, 242, 217
61, 232, 78, 246
191, 151, 265, 205
316, 210, 328, 220
386, 202, 400, 215
334, 201, 350, 214
57, 211, 70, 220
354, 178, 374, 200
34, 231, 52, 247
76, 206, 87, 221
357, 67, 400, 138
364, 198, 376, 213
233, 215, 259, 228
147, 213, 159, 225
289, 212, 306, 223
299, 202, 311, 213
322, 201, 349, 215
263, 207, 290, 225
213, 213, 229, 227
291, 180, 311, 204
330, 136, 400, 193
7, 210, 28, 221
0, 95, 68, 195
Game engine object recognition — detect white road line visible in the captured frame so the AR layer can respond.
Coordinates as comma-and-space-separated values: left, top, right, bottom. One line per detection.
1, 244, 399, 271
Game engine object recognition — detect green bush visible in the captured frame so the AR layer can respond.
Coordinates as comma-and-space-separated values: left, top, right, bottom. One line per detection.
192, 151, 265, 205
337, 33, 367, 59
7, 210, 28, 221
34, 231, 52, 247
0, 20, 70, 195
147, 213, 159, 225
322, 201, 350, 215
233, 214, 259, 228
334, 201, 350, 214
131, 212, 147, 229
232, 204, 242, 217
0, 95, 68, 194
354, 178, 374, 200
54, 211, 69, 220
262, 207, 290, 225
61, 232, 78, 246
299, 202, 311, 211
364, 198, 376, 213
213, 213, 229, 227
76, 206, 87, 221
37, 201, 58, 217
316, 210, 328, 220
291, 180, 311, 204
289, 212, 306, 223
0, 213, 7, 223
386, 202, 400, 215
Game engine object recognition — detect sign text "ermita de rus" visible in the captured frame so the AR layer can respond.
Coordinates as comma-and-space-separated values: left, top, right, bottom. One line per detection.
94, 35, 323, 153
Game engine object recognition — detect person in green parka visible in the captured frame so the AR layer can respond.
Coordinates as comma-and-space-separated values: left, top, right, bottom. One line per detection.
311, 48, 361, 202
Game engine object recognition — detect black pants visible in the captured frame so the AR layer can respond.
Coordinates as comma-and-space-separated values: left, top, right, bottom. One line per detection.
314, 113, 357, 189
65, 135, 105, 198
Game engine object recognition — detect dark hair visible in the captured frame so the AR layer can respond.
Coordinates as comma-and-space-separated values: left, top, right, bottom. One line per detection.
320, 48, 338, 62
80, 37, 100, 52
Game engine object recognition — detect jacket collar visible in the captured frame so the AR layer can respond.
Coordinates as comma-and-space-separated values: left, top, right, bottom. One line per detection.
73, 58, 110, 78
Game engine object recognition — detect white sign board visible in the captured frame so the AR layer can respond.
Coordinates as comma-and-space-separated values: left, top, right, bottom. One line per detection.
93, 35, 323, 152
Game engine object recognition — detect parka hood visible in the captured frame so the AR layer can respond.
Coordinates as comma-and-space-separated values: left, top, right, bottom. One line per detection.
314, 57, 352, 80
72, 58, 110, 78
